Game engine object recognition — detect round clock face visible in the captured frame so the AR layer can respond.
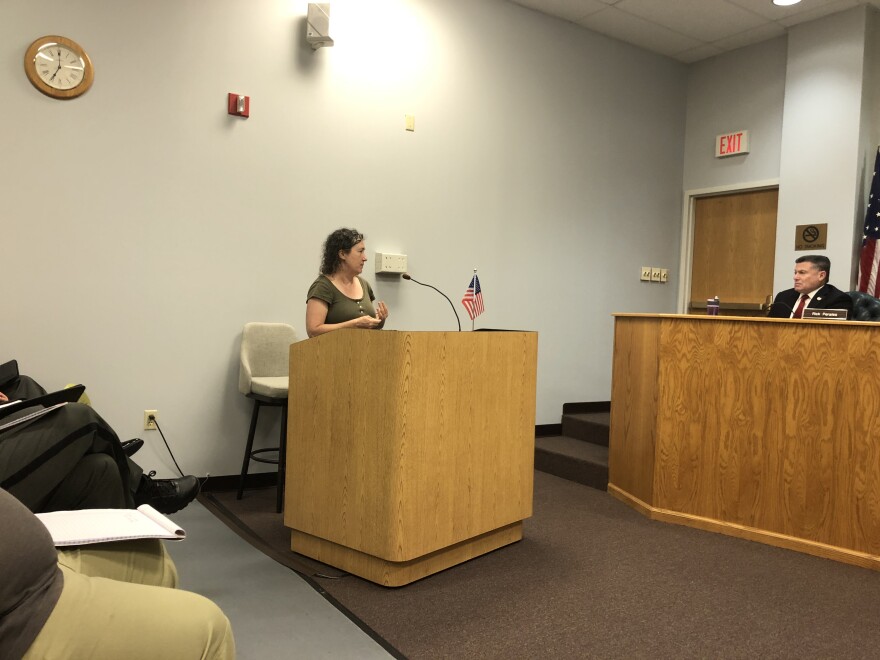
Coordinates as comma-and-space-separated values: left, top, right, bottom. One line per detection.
25, 36, 94, 99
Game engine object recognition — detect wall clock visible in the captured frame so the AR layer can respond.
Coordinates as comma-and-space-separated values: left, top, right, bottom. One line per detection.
24, 35, 94, 99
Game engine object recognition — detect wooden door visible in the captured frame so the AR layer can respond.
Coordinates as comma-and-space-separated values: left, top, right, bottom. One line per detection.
688, 188, 778, 316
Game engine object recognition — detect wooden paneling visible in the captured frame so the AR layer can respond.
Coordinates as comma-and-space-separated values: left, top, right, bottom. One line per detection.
291, 523, 522, 587
690, 189, 778, 311
285, 330, 537, 584
610, 314, 880, 569
609, 318, 660, 506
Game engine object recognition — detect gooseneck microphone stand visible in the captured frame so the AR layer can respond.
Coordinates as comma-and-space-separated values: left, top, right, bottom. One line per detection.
401, 273, 462, 331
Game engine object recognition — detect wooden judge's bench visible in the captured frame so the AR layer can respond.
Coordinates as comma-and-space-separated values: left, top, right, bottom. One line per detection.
284, 329, 538, 586
609, 314, 880, 570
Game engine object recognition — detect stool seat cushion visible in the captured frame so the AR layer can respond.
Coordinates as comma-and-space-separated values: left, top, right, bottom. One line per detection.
250, 376, 289, 398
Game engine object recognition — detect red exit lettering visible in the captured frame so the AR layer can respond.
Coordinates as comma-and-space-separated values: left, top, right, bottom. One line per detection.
716, 130, 749, 158
720, 132, 742, 154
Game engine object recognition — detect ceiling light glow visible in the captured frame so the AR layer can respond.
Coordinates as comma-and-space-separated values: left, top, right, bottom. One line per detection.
773, 0, 802, 6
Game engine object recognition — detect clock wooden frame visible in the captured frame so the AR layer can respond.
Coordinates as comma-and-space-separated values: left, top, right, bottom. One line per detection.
24, 35, 94, 100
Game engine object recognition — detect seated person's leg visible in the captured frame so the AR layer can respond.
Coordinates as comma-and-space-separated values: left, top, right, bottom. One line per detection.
57, 538, 178, 588
0, 404, 133, 512
1, 403, 198, 514
23, 565, 235, 660
41, 454, 128, 511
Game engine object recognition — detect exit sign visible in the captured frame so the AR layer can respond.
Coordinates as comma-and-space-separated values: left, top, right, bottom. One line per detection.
715, 130, 750, 158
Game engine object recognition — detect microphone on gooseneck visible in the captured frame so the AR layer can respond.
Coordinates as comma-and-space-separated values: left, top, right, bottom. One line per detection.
401, 273, 462, 331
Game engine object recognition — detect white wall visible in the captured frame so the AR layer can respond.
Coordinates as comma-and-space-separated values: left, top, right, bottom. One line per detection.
775, 6, 869, 293
2, 0, 687, 477
683, 37, 787, 192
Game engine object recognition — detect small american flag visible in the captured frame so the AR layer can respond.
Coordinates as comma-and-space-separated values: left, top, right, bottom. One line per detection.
461, 274, 484, 321
859, 147, 880, 296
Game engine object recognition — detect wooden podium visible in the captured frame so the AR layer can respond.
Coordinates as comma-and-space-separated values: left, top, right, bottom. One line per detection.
284, 330, 537, 586
609, 314, 880, 571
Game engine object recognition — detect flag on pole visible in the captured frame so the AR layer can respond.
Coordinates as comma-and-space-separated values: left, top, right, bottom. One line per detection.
858, 147, 880, 296
461, 274, 484, 320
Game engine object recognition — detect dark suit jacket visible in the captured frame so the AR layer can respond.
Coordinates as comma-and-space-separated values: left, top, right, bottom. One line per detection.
768, 283, 854, 318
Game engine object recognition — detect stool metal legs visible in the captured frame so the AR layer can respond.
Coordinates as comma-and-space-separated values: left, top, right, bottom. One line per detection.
237, 396, 287, 513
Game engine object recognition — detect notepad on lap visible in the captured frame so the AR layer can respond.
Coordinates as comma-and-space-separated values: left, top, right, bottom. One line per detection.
0, 385, 86, 420
35, 505, 186, 546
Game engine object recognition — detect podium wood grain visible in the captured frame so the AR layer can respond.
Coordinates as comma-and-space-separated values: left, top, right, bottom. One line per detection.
609, 314, 880, 570
284, 330, 537, 586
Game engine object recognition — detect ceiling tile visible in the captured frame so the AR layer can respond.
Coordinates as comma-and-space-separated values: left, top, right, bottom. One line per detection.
674, 44, 726, 63
509, 0, 609, 22
777, 0, 862, 27
723, 0, 838, 21
615, 0, 768, 41
575, 6, 704, 57
710, 21, 787, 51
507, 0, 878, 63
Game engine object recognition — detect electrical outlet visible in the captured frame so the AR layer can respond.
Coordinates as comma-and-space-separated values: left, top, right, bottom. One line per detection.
660, 268, 669, 283
144, 410, 158, 431
640, 266, 651, 281
651, 267, 661, 282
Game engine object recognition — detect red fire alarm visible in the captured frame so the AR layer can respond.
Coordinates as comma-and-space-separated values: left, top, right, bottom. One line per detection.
227, 93, 250, 118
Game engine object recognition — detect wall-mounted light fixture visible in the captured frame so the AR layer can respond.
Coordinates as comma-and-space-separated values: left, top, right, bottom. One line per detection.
772, 0, 802, 6
307, 3, 334, 50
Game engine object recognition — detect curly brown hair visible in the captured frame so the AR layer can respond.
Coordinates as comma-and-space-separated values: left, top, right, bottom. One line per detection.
320, 228, 365, 275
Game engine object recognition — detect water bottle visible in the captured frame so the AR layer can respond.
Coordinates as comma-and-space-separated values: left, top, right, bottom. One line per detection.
707, 296, 720, 316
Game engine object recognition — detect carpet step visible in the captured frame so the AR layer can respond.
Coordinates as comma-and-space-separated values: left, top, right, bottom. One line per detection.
561, 412, 610, 447
534, 435, 608, 491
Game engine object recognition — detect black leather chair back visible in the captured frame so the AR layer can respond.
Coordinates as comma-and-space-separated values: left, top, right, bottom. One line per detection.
848, 291, 880, 321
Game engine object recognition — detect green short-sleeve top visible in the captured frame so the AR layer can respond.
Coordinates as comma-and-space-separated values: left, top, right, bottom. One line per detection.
307, 275, 377, 325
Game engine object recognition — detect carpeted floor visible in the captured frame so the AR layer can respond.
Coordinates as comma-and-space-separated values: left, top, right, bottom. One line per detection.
202, 472, 880, 659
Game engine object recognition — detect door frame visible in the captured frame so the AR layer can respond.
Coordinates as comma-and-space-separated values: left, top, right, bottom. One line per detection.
677, 179, 780, 313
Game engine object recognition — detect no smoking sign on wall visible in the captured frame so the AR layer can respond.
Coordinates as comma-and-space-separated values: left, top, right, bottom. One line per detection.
795, 223, 827, 250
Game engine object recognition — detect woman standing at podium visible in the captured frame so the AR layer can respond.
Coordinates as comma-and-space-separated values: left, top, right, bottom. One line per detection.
306, 228, 389, 338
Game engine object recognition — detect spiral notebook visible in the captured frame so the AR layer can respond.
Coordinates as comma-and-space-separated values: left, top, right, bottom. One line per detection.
35, 504, 186, 546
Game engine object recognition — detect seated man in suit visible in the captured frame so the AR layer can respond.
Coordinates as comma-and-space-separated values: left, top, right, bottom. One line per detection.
0, 369, 199, 515
768, 254, 854, 319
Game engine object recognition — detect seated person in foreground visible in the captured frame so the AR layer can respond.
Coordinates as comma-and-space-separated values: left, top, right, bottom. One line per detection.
0, 487, 235, 660
1, 372, 198, 515
768, 254, 854, 319
306, 227, 389, 337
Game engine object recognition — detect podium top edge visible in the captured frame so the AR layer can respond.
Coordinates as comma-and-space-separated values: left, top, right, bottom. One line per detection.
300, 329, 537, 337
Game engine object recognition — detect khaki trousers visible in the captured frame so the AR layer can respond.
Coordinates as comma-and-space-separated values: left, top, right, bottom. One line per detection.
23, 540, 235, 660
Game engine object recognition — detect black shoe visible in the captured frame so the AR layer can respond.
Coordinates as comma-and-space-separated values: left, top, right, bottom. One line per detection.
135, 475, 199, 514
121, 439, 144, 457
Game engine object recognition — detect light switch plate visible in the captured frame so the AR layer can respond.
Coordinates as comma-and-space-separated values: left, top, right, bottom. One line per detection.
640, 266, 651, 281
660, 268, 668, 283
651, 267, 661, 282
